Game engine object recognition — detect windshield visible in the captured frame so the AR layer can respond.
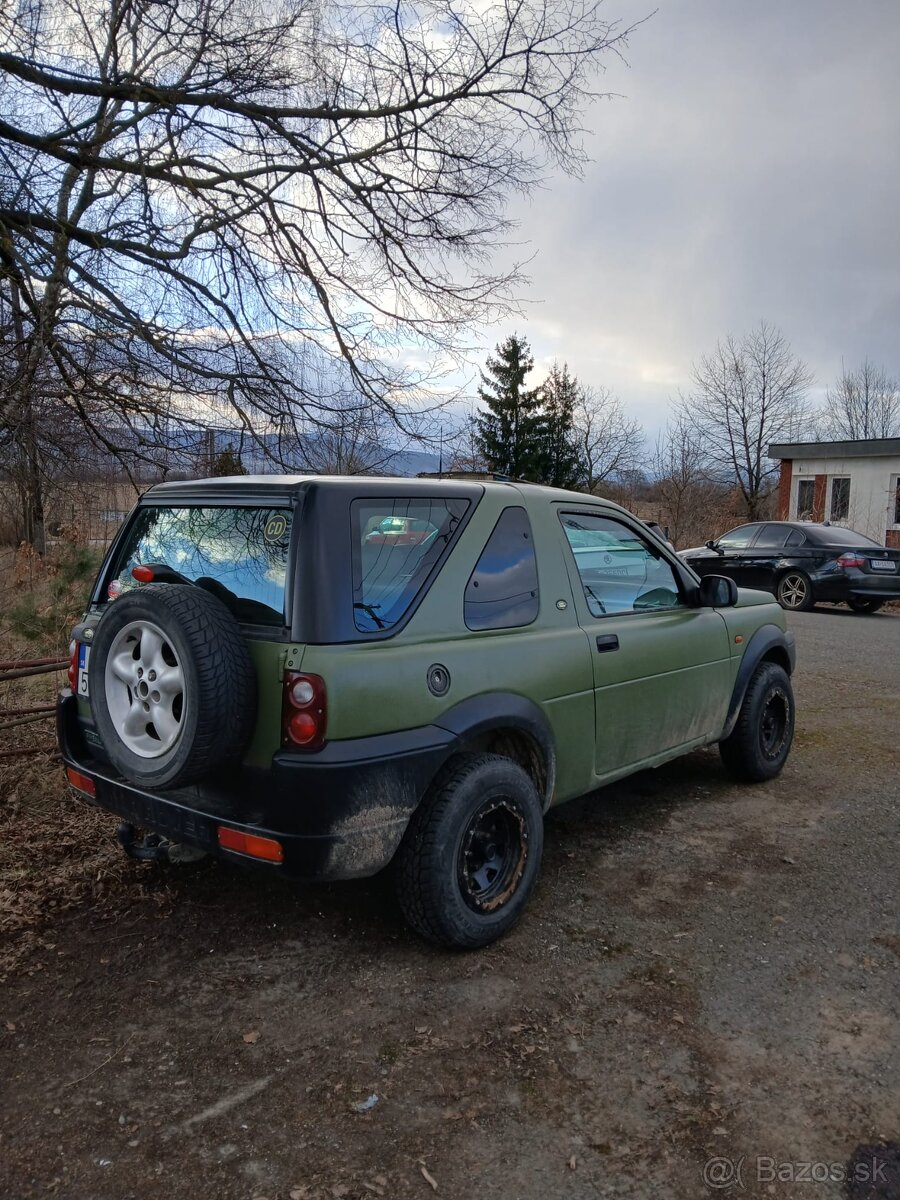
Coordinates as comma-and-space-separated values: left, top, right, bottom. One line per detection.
107, 506, 293, 626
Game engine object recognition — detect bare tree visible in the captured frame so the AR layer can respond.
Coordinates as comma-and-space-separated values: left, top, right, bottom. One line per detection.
572, 385, 643, 493
650, 414, 717, 548
680, 321, 813, 520
445, 409, 490, 475
0, 0, 635, 547
300, 396, 431, 476
821, 360, 900, 440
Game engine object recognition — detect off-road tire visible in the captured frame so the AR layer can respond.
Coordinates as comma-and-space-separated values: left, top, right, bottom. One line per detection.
719, 661, 795, 783
88, 584, 257, 789
847, 597, 883, 614
776, 570, 814, 611
395, 753, 544, 949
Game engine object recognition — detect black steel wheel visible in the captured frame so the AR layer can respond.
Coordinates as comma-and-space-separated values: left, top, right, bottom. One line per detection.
847, 597, 883, 614
776, 571, 814, 611
396, 753, 543, 949
720, 661, 795, 782
458, 799, 528, 914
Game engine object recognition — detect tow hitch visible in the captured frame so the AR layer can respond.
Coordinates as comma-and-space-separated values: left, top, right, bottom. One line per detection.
116, 822, 207, 865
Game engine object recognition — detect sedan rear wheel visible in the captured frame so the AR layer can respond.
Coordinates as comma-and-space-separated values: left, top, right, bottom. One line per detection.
847, 597, 883, 614
776, 570, 813, 611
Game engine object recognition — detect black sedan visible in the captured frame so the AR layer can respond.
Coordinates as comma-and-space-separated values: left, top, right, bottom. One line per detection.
680, 521, 900, 613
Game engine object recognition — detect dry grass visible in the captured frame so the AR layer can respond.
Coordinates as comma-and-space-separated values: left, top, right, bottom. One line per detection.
0, 539, 142, 980
0, 750, 140, 980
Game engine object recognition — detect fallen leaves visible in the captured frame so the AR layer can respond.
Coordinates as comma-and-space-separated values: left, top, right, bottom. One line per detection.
242, 1030, 260, 1045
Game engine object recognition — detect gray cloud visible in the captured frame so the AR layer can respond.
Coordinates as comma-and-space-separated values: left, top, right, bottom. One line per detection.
477, 0, 900, 436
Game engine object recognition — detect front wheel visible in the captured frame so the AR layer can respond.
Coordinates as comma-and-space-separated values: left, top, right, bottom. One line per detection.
719, 661, 795, 782
776, 571, 814, 611
847, 597, 883, 614
395, 753, 544, 949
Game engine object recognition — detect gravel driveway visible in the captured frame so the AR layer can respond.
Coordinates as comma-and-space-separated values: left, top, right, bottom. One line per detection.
2, 608, 899, 1200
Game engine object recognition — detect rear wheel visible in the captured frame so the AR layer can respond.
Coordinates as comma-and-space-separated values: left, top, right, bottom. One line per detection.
395, 753, 543, 949
719, 661, 795, 782
847, 597, 883, 614
776, 570, 814, 611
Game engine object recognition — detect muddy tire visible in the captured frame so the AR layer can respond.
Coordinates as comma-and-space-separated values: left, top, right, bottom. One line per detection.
88, 584, 257, 789
776, 570, 814, 611
847, 597, 883, 614
719, 661, 795, 783
395, 753, 544, 949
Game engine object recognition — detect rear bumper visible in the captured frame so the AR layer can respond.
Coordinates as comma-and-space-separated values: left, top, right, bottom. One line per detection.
57, 691, 454, 880
813, 571, 900, 602
847, 575, 900, 599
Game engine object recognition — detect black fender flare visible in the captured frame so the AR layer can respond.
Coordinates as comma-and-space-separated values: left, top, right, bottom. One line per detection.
433, 692, 557, 809
722, 623, 796, 739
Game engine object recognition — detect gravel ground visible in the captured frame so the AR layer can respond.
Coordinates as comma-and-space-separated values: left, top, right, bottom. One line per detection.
1, 607, 899, 1200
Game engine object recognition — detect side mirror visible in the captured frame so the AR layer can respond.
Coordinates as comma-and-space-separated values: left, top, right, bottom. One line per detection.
698, 574, 738, 608
705, 539, 723, 554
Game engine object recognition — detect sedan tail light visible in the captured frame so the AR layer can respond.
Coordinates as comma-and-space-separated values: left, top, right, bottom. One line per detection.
282, 671, 327, 749
837, 552, 866, 570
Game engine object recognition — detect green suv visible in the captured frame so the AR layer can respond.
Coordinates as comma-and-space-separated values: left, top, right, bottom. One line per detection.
58, 476, 796, 948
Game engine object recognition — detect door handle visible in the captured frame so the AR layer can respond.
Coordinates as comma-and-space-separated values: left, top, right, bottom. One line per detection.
595, 634, 619, 653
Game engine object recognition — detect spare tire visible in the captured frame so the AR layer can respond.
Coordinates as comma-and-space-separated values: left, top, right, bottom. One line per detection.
87, 583, 257, 789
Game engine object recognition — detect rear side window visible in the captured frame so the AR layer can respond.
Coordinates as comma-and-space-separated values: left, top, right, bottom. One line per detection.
107, 506, 292, 626
755, 524, 790, 547
464, 507, 539, 631
352, 498, 469, 632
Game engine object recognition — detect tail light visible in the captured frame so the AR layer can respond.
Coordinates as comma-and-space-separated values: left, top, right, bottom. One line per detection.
837, 552, 866, 570
67, 639, 79, 691
282, 671, 327, 749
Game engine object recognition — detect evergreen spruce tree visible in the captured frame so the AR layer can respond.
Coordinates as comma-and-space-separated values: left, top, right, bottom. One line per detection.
475, 335, 545, 480
540, 362, 582, 489
210, 444, 248, 476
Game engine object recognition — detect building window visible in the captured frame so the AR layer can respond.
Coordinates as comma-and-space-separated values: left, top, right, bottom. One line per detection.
830, 477, 850, 521
796, 478, 815, 518
894, 477, 900, 526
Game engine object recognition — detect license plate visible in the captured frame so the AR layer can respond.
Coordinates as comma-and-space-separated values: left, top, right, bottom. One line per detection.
870, 560, 896, 571
77, 644, 91, 696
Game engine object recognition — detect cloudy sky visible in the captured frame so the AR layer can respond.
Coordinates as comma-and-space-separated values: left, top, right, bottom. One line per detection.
474, 0, 900, 438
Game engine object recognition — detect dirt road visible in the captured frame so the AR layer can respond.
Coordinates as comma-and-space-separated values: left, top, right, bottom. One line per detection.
2, 608, 899, 1200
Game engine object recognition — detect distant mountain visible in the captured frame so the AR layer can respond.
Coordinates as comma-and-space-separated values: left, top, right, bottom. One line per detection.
60, 421, 441, 479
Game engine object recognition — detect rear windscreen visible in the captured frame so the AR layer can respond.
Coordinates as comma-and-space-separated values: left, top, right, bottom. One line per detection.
351, 497, 469, 631
107, 506, 292, 626
810, 528, 880, 548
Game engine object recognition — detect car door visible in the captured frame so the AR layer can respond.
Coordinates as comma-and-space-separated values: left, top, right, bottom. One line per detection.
738, 523, 790, 590
557, 508, 733, 780
708, 523, 765, 584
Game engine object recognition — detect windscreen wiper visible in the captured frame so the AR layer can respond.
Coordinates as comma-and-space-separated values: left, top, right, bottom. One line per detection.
353, 602, 386, 629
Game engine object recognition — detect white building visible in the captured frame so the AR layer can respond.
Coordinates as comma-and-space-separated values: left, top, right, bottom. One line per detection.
768, 438, 900, 548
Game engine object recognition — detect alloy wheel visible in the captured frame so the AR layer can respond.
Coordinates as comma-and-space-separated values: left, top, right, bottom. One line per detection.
778, 573, 809, 609
104, 620, 186, 757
